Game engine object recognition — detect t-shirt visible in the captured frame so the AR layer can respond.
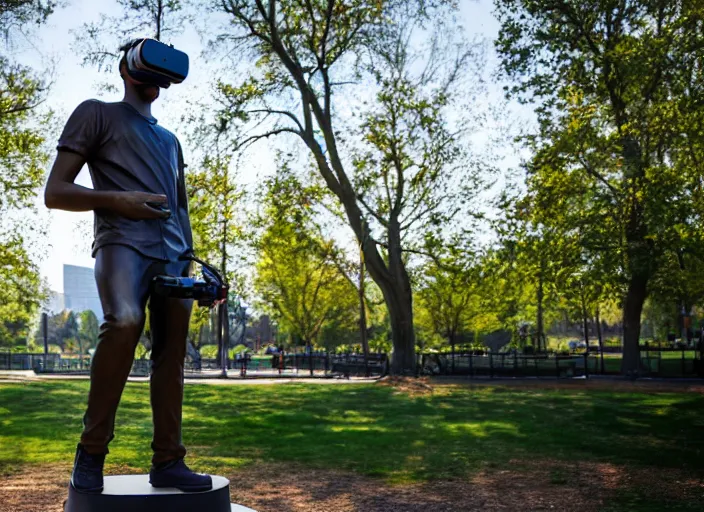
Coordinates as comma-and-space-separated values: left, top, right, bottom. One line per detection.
57, 99, 194, 262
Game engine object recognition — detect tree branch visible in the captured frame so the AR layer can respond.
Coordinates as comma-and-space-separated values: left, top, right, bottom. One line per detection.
235, 127, 302, 152
356, 194, 389, 227
248, 108, 304, 132
579, 155, 620, 199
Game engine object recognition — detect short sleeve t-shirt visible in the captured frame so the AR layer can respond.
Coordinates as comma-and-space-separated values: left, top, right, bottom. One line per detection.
57, 99, 193, 261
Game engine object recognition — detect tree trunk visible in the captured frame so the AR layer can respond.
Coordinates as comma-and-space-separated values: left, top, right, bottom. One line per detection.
677, 251, 688, 343
222, 303, 230, 371
216, 304, 224, 371
621, 276, 648, 375
301, 130, 416, 374
378, 218, 416, 375
536, 260, 544, 352
42, 312, 48, 356
359, 252, 370, 377
581, 286, 589, 351
619, 133, 651, 376
380, 279, 416, 375
595, 307, 604, 373
218, 215, 229, 375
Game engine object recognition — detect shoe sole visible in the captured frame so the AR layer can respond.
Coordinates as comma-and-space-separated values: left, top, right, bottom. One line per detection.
150, 482, 213, 493
70, 480, 104, 495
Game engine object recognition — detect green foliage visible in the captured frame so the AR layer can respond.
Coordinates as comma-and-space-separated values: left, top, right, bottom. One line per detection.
200, 344, 219, 359
32, 310, 81, 352
0, 1, 55, 349
252, 167, 358, 347
368, 329, 392, 353
414, 253, 501, 351
78, 310, 100, 352
186, 154, 245, 286
493, 0, 704, 371
207, 0, 495, 373
229, 344, 250, 359
134, 342, 151, 360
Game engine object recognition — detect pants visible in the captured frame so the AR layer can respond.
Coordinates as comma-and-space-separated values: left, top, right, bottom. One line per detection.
79, 244, 193, 467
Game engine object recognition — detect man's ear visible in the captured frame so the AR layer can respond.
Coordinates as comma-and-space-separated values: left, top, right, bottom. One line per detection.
118, 56, 130, 81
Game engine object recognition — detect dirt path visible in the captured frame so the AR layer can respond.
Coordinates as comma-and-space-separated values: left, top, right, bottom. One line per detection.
1, 459, 701, 512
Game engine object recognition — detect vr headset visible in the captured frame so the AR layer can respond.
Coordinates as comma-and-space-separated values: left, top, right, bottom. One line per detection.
119, 38, 189, 89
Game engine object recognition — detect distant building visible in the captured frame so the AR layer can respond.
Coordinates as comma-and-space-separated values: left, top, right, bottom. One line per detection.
63, 264, 103, 319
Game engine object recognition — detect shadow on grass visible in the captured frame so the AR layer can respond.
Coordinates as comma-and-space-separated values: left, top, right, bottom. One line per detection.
0, 380, 702, 487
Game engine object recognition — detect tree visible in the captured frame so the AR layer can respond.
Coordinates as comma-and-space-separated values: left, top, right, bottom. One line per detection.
494, 0, 704, 374
186, 152, 245, 366
252, 169, 358, 350
78, 310, 100, 352
0, 0, 56, 349
60, 310, 79, 352
180, 109, 250, 366
34, 309, 79, 351
416, 256, 475, 353
206, 0, 493, 374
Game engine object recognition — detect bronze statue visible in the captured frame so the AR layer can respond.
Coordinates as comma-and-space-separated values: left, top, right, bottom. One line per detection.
44, 38, 212, 494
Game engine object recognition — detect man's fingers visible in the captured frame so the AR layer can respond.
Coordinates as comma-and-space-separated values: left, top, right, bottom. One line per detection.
144, 193, 167, 203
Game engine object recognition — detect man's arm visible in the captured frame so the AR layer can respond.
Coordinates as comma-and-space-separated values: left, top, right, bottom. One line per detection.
45, 150, 170, 220
45, 151, 118, 211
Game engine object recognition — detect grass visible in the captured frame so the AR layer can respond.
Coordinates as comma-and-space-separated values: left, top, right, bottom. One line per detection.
0, 380, 703, 509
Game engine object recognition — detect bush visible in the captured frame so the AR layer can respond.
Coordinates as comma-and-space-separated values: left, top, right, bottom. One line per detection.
229, 345, 251, 359
134, 343, 151, 360
200, 345, 219, 359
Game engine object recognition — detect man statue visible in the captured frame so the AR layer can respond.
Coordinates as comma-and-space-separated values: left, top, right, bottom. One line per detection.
44, 38, 212, 494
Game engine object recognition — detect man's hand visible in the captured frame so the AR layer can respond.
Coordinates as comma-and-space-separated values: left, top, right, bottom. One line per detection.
109, 191, 171, 220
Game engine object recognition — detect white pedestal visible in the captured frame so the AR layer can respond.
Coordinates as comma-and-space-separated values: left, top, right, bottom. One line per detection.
64, 474, 256, 512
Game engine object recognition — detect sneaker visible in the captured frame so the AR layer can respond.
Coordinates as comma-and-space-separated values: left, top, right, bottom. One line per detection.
149, 458, 212, 493
70, 444, 105, 494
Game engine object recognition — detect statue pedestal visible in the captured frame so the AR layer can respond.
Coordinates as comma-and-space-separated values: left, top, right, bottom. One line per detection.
64, 475, 256, 512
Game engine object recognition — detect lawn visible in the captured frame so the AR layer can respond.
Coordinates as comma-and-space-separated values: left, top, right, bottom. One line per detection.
0, 379, 703, 511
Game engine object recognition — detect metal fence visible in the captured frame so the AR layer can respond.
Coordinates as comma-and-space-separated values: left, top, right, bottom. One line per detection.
1, 351, 388, 379
418, 345, 704, 379
6, 345, 702, 379
186, 352, 389, 378
586, 345, 704, 378
0, 353, 67, 372
417, 351, 590, 379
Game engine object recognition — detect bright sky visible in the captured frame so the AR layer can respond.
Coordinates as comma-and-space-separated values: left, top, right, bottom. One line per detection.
14, 0, 519, 294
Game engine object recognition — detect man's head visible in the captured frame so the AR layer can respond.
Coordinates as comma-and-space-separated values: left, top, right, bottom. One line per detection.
118, 38, 190, 103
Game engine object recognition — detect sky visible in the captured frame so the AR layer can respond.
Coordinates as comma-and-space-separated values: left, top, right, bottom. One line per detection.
12, 0, 522, 294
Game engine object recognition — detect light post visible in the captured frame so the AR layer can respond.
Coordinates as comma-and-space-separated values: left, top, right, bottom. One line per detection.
218, 301, 229, 379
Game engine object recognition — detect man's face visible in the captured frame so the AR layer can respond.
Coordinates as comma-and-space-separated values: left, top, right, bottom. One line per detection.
134, 83, 160, 103
121, 60, 161, 103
